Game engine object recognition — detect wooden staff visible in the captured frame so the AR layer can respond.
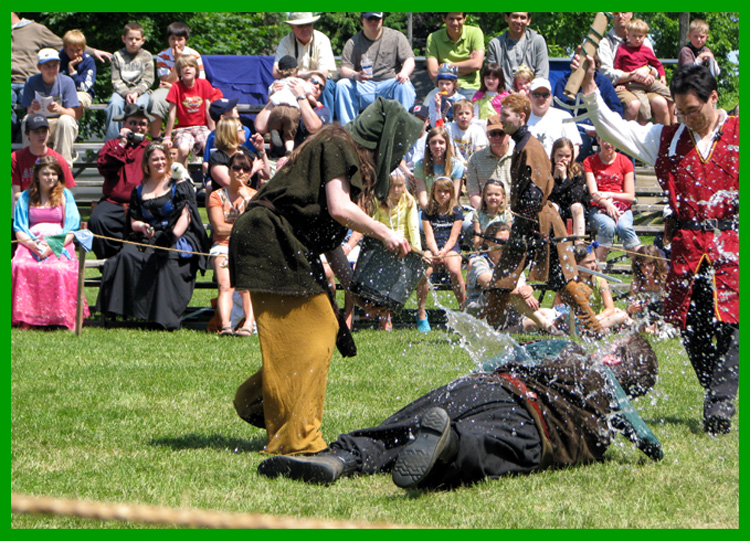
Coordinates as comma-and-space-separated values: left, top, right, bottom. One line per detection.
564, 12, 612, 100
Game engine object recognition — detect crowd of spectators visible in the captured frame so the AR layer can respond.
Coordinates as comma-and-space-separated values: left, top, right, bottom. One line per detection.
11, 11, 731, 334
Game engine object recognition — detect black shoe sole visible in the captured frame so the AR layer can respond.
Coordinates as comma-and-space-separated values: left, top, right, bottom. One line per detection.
392, 407, 451, 489
257, 455, 339, 484
704, 416, 731, 435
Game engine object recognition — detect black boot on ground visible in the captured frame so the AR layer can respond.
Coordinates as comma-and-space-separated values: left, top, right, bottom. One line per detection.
257, 448, 359, 484
391, 407, 458, 490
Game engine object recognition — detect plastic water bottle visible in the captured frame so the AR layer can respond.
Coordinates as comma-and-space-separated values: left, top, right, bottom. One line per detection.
361, 54, 373, 78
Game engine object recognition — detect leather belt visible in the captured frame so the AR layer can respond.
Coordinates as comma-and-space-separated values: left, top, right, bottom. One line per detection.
676, 219, 738, 232
497, 373, 550, 441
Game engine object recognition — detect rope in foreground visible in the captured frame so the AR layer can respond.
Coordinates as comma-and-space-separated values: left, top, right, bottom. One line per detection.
11, 493, 417, 529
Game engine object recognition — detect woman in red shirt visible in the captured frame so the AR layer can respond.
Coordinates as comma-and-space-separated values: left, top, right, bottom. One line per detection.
583, 137, 641, 262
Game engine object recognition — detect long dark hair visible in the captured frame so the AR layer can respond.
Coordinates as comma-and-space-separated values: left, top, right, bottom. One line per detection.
29, 155, 65, 208
287, 124, 376, 207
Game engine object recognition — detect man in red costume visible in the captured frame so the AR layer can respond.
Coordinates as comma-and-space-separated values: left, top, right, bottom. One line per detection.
579, 57, 739, 435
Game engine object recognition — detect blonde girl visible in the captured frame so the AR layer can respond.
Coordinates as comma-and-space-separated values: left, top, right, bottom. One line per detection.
371, 169, 422, 330
416, 176, 466, 332
472, 180, 512, 249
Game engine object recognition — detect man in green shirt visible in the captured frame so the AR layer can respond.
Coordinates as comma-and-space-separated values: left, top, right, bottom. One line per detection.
425, 13, 485, 99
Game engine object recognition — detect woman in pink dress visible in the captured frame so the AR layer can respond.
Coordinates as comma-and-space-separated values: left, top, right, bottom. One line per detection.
12, 155, 87, 330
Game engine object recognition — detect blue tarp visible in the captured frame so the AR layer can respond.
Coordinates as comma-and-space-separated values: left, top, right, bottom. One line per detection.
203, 55, 275, 113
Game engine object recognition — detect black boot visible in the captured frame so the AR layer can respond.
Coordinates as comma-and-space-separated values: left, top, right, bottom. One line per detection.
257, 448, 359, 484
391, 407, 457, 489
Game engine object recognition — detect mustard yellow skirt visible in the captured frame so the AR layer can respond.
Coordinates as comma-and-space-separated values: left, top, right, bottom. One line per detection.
234, 292, 338, 455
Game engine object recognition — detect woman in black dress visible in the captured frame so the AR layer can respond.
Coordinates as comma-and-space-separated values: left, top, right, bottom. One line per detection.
97, 143, 210, 330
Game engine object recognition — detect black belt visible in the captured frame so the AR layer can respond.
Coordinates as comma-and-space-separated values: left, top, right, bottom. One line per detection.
676, 219, 738, 232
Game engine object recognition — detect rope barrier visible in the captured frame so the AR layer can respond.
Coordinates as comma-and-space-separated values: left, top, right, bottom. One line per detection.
11, 493, 417, 529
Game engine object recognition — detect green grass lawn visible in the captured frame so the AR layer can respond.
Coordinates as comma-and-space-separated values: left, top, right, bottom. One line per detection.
11, 318, 739, 528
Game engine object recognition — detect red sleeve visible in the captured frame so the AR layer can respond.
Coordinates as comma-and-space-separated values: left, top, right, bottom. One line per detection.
617, 152, 634, 174
11, 151, 21, 186
644, 48, 665, 77
166, 83, 179, 105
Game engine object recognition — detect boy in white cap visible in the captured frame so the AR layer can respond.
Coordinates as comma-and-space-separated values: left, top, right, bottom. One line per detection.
20, 48, 80, 167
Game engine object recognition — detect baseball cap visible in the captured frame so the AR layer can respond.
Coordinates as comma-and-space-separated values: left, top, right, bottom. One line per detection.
25, 114, 50, 132
529, 78, 552, 93
209, 97, 240, 122
410, 104, 429, 120
37, 48, 60, 64
437, 64, 458, 81
486, 115, 505, 133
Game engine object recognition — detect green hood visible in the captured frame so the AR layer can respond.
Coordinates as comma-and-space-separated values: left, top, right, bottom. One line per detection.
346, 97, 423, 203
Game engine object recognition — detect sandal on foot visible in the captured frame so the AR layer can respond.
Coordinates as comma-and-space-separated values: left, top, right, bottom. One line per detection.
234, 327, 254, 337
219, 327, 234, 336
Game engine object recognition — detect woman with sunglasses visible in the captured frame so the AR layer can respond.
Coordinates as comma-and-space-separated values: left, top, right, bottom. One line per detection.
254, 70, 332, 159
97, 143, 210, 330
207, 117, 269, 197
230, 98, 422, 456
207, 149, 258, 337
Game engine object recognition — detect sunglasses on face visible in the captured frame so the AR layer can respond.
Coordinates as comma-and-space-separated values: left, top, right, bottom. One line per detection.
531, 92, 550, 99
309, 78, 324, 88
231, 164, 252, 173
488, 131, 505, 138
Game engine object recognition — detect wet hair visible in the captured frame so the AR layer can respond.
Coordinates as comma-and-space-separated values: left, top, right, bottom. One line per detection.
670, 64, 718, 103
480, 180, 508, 213
482, 220, 511, 249
423, 126, 454, 179
631, 245, 668, 287
479, 62, 506, 93
215, 118, 242, 152
141, 143, 172, 181
550, 137, 583, 178
29, 155, 65, 208
608, 334, 659, 399
167, 22, 191, 39
288, 124, 376, 207
573, 243, 591, 264
427, 176, 458, 216
501, 93, 531, 122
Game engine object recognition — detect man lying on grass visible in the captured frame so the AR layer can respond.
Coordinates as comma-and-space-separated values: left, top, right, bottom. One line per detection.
258, 333, 662, 490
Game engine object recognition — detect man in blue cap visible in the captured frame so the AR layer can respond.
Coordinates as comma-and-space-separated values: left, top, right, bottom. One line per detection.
335, 13, 416, 124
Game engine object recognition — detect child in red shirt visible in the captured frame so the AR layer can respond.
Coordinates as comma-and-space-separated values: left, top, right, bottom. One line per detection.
163, 55, 215, 166
613, 18, 673, 125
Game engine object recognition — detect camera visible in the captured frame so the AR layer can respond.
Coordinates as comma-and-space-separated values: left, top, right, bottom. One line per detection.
126, 131, 145, 144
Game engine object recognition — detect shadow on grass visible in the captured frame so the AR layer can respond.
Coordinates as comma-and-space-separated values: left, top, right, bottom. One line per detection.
148, 433, 266, 453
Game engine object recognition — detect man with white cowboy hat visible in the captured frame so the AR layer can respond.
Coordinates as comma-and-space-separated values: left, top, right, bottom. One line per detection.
273, 13, 337, 112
